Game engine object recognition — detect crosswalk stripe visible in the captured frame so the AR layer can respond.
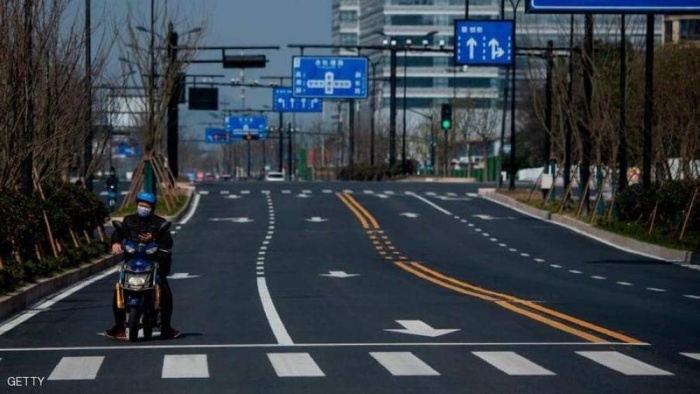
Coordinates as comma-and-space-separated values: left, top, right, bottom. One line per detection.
370, 352, 440, 376
577, 351, 673, 376
48, 356, 104, 380
268, 353, 325, 377
162, 354, 209, 378
681, 353, 700, 361
473, 352, 555, 376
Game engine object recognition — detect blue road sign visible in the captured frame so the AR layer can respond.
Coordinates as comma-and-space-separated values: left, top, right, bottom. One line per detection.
205, 127, 232, 144
527, 0, 700, 13
273, 87, 323, 113
225, 116, 268, 139
455, 20, 514, 67
292, 56, 368, 99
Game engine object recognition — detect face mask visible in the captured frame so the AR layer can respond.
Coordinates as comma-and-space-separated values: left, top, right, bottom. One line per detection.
137, 206, 152, 217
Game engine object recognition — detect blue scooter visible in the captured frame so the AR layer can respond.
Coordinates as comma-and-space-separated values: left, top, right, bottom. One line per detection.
112, 220, 171, 342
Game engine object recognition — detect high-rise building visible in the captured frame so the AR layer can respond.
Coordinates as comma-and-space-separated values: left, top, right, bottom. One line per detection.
331, 0, 662, 165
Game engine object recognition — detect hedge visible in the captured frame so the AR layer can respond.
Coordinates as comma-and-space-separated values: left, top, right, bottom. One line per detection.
0, 182, 110, 294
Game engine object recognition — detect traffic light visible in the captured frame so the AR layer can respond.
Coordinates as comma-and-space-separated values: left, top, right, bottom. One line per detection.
441, 103, 452, 130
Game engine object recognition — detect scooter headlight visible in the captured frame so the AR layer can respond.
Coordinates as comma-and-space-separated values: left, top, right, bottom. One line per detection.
127, 275, 147, 287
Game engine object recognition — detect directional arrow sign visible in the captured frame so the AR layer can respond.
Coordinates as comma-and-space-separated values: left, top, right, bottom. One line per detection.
320, 271, 359, 278
400, 212, 419, 218
455, 20, 514, 66
306, 216, 328, 223
385, 320, 460, 338
168, 273, 200, 280
466, 38, 477, 59
209, 217, 254, 223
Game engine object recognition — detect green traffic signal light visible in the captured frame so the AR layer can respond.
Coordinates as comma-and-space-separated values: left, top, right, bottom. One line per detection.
441, 119, 451, 130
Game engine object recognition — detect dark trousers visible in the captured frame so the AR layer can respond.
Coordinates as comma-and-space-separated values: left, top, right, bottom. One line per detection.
112, 277, 174, 330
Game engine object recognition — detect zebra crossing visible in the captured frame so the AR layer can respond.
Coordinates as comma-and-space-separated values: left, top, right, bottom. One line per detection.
205, 189, 479, 200
7, 350, 698, 381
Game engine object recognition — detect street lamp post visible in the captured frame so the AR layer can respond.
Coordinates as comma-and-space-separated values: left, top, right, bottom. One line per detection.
402, 39, 411, 175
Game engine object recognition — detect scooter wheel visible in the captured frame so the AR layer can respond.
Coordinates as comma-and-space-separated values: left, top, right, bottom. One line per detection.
128, 308, 140, 342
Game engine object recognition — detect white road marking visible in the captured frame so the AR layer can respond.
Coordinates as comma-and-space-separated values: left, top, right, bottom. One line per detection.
646, 287, 666, 292
461, 219, 468, 223
198, 190, 209, 195
467, 193, 479, 198
447, 192, 457, 196
0, 341, 649, 352
162, 354, 209, 378
569, 270, 583, 274
268, 353, 324, 377
343, 189, 354, 194
370, 352, 440, 376
0, 267, 119, 336
363, 190, 374, 194
520, 253, 530, 257
425, 191, 437, 196
499, 243, 507, 247
475, 228, 482, 232
302, 190, 312, 194
258, 278, 293, 345
616, 282, 633, 286
220, 190, 229, 195
322, 189, 332, 194
490, 238, 498, 242
508, 248, 517, 252
684, 294, 700, 300
473, 351, 555, 376
241, 190, 250, 194
534, 258, 545, 263
550, 264, 562, 268
591, 276, 606, 280
453, 216, 460, 219
179, 193, 201, 225
384, 191, 395, 195
577, 351, 672, 375
48, 356, 104, 380
681, 353, 700, 361
408, 192, 452, 215
468, 223, 475, 227
282, 190, 291, 194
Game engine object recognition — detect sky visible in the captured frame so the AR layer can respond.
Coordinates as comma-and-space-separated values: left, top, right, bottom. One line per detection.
90, 0, 333, 138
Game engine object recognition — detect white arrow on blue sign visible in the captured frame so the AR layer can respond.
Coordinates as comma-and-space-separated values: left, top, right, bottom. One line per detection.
273, 87, 323, 113
292, 56, 368, 99
455, 20, 514, 67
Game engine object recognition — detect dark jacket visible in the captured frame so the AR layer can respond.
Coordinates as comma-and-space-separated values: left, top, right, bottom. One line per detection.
111, 213, 174, 275
106, 175, 119, 189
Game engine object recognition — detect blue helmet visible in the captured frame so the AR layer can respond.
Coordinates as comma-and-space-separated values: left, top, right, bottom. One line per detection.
136, 191, 157, 207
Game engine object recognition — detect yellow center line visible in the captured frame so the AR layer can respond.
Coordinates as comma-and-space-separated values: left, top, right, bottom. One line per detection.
343, 194, 380, 229
337, 193, 368, 229
337, 191, 640, 344
411, 263, 642, 344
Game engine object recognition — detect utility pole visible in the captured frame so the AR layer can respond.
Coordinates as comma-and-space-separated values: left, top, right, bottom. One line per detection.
167, 22, 179, 180
84, 0, 93, 191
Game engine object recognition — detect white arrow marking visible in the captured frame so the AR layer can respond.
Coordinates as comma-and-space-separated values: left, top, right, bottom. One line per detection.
385, 320, 459, 338
473, 214, 496, 220
209, 217, 254, 223
320, 271, 359, 278
168, 273, 200, 280
306, 216, 328, 223
466, 38, 477, 59
400, 212, 419, 218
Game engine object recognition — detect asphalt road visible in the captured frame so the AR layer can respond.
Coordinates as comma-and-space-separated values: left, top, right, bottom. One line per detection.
1, 181, 699, 393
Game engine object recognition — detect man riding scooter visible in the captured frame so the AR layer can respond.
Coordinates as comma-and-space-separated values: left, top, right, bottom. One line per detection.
104, 191, 181, 340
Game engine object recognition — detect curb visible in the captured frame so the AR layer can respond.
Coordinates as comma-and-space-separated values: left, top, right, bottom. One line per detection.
478, 188, 694, 263
0, 185, 197, 324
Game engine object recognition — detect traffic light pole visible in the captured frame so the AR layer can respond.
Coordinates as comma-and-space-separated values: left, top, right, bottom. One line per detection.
247, 138, 251, 179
